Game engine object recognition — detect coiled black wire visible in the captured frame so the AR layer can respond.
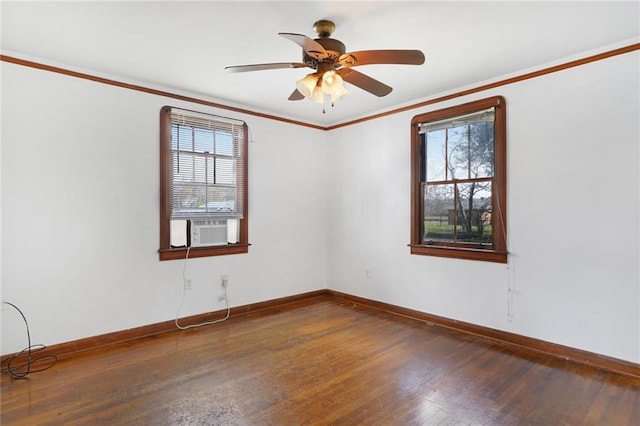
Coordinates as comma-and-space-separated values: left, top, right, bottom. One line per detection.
1, 302, 58, 379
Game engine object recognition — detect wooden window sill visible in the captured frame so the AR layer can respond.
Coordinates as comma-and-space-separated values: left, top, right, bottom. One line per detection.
159, 244, 250, 261
409, 244, 507, 263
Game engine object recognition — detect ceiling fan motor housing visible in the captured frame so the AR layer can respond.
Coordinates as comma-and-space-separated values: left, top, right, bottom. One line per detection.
303, 38, 346, 69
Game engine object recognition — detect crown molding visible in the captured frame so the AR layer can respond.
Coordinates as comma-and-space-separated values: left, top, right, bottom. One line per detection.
2, 42, 639, 131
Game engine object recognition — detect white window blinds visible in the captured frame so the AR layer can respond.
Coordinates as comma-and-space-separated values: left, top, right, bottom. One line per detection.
419, 108, 495, 133
169, 108, 246, 220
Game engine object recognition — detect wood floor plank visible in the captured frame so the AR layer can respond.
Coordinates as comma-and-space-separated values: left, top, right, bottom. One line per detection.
2, 298, 639, 425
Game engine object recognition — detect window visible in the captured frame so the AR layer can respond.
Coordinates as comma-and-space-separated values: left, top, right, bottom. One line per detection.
159, 106, 249, 260
410, 96, 506, 263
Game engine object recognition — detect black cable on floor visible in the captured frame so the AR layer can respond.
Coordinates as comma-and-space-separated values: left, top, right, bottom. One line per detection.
1, 302, 58, 379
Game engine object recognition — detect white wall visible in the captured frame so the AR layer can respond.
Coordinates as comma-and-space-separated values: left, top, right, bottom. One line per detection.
327, 51, 640, 363
1, 63, 327, 354
2, 49, 639, 365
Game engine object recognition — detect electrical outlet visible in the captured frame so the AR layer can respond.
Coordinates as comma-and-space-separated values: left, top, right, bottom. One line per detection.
184, 279, 192, 290
221, 275, 228, 288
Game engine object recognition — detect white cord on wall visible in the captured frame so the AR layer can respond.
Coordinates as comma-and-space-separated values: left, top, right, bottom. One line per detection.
494, 182, 514, 323
507, 259, 515, 323
174, 246, 231, 330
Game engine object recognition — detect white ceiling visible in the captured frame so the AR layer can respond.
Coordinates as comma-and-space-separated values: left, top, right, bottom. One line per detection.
2, 1, 639, 127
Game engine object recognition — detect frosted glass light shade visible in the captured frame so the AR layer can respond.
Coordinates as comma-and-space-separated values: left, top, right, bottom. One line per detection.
310, 86, 325, 103
321, 71, 344, 95
331, 86, 349, 104
296, 74, 318, 98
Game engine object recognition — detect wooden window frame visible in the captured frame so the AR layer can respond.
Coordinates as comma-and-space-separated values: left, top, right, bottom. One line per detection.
410, 96, 507, 263
158, 106, 249, 261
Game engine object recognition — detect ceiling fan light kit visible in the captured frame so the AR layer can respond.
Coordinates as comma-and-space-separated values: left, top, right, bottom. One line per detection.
295, 68, 350, 107
225, 19, 425, 113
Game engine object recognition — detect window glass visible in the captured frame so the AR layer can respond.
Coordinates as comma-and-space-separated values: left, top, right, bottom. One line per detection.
425, 129, 446, 182
423, 183, 455, 242
447, 125, 469, 180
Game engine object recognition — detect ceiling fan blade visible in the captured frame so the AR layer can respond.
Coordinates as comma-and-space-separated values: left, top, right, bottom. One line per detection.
225, 62, 308, 73
288, 89, 305, 101
337, 68, 392, 97
279, 33, 327, 60
339, 50, 425, 67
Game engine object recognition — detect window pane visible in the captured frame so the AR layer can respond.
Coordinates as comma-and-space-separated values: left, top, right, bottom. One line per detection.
193, 156, 207, 183
205, 186, 236, 211
216, 158, 234, 185
447, 126, 469, 180
172, 184, 205, 211
173, 152, 194, 182
470, 122, 494, 178
194, 128, 214, 153
425, 129, 446, 182
423, 184, 455, 242
172, 185, 237, 216
172, 124, 193, 151
206, 157, 215, 184
215, 131, 234, 156
455, 182, 493, 245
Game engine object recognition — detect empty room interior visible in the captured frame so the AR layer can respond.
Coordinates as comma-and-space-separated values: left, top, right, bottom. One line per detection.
1, 1, 639, 424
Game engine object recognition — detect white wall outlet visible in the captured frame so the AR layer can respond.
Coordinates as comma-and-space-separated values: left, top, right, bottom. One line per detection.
184, 279, 192, 290
221, 275, 228, 288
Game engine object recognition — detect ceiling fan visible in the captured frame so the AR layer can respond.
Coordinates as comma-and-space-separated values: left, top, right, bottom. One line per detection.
225, 20, 425, 110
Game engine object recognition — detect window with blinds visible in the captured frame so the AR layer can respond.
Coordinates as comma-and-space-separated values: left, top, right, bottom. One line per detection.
169, 109, 245, 220
410, 96, 507, 263
159, 106, 249, 260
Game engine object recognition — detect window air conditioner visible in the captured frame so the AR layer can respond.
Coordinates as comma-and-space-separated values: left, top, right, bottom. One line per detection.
190, 219, 228, 247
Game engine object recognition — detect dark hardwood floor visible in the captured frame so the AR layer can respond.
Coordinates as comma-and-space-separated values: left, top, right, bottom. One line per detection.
2, 298, 639, 425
